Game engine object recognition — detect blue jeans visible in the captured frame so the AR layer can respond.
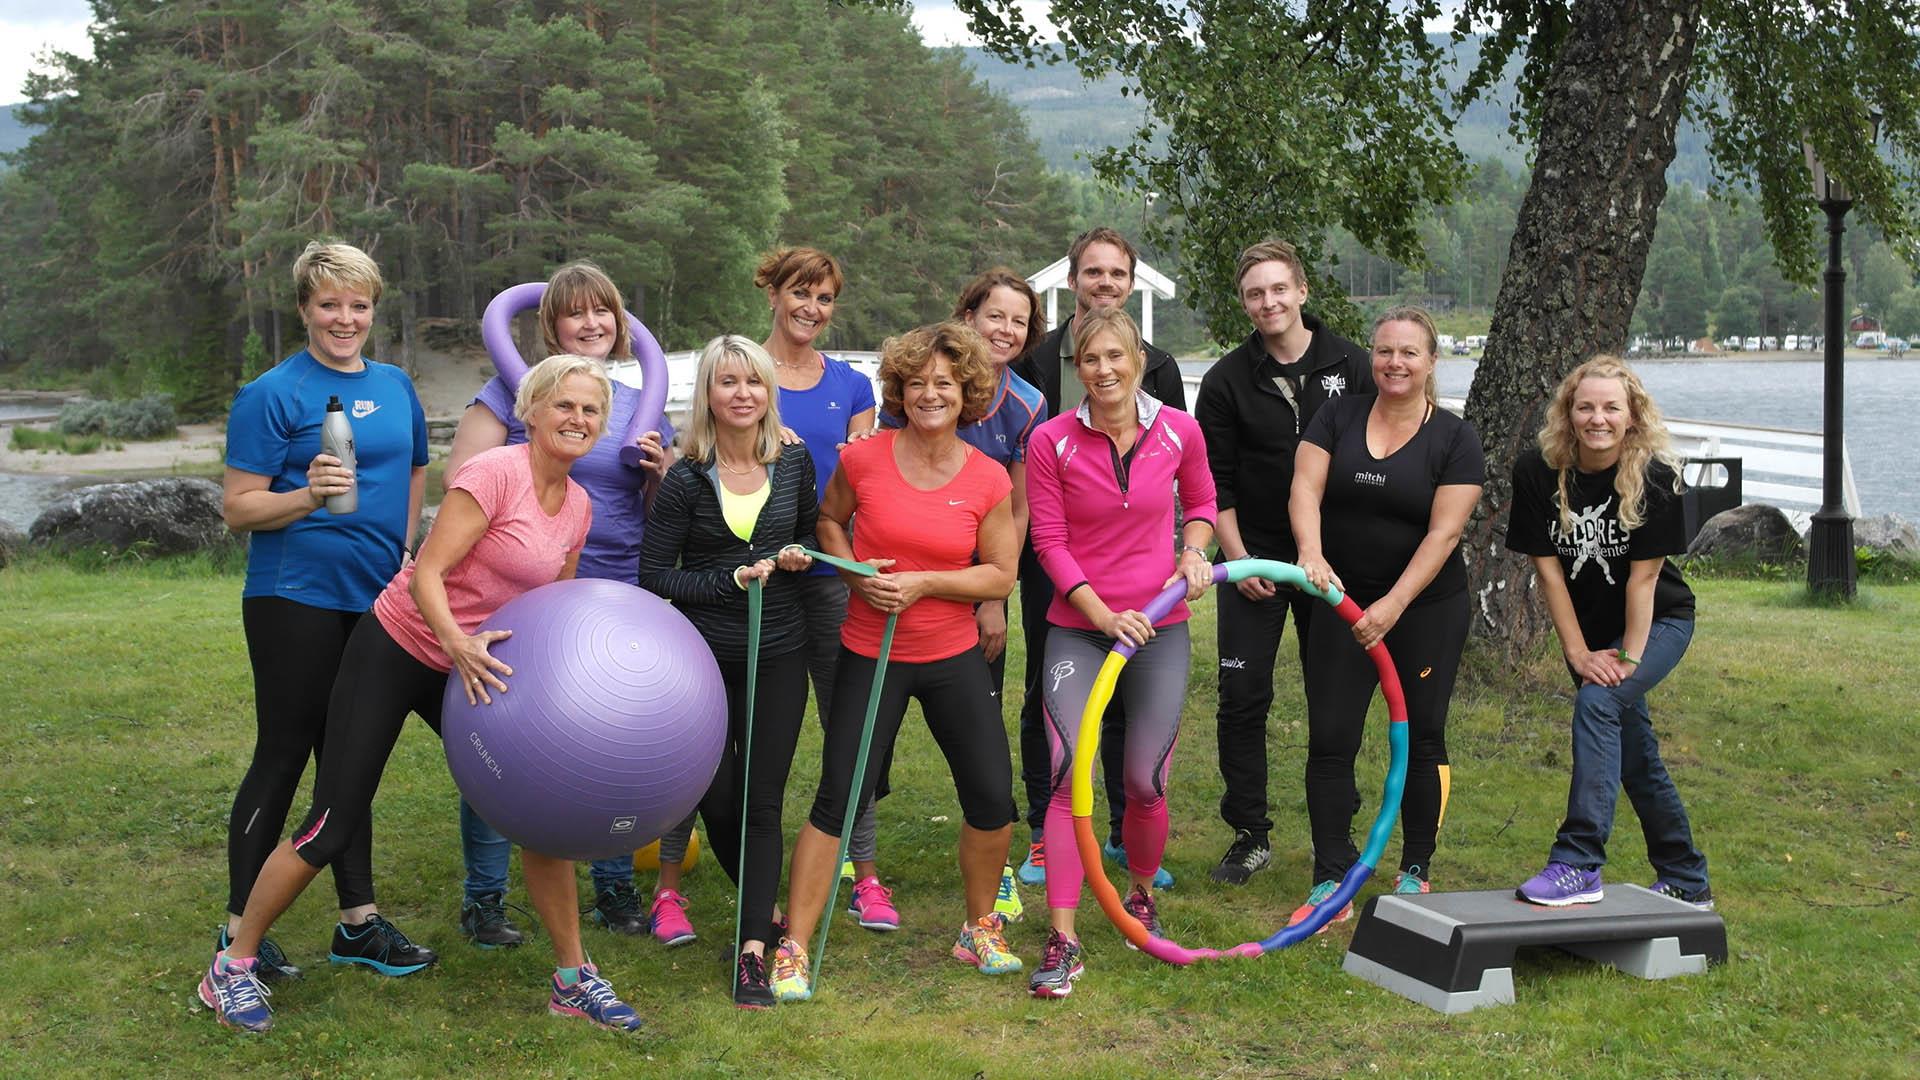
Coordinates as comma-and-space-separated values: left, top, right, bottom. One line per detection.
460, 799, 633, 900
1549, 617, 1709, 893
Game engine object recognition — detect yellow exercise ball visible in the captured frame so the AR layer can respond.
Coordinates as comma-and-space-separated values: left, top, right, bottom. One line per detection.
633, 829, 700, 872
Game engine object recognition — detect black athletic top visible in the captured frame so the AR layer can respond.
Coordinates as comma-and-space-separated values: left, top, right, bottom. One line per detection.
1504, 449, 1696, 649
1301, 396, 1485, 607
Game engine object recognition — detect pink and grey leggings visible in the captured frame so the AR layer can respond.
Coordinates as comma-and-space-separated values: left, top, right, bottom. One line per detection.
1039, 621, 1190, 911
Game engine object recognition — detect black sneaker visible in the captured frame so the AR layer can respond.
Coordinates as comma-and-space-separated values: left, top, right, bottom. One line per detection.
733, 950, 775, 1010
460, 891, 525, 948
1648, 879, 1716, 911
215, 925, 302, 983
329, 914, 438, 976
1209, 830, 1272, 885
592, 882, 649, 936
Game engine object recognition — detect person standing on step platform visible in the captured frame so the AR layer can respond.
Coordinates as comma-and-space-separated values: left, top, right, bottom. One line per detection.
1291, 307, 1482, 930
1196, 239, 1373, 886
1010, 227, 1186, 892
1509, 356, 1712, 911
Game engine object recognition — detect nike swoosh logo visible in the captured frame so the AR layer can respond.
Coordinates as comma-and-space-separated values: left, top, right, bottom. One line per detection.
947, 499, 965, 506
352, 401, 380, 419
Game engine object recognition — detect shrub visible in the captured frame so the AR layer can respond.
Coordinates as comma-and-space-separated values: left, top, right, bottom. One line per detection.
54, 394, 177, 440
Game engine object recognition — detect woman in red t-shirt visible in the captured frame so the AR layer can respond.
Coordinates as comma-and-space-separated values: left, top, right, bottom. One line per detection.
771, 322, 1021, 1002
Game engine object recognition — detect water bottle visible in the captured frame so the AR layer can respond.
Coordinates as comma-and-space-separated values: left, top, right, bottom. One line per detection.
320, 395, 357, 515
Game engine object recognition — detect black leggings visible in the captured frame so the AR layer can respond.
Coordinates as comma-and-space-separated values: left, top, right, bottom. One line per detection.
695, 650, 810, 948
809, 646, 1016, 836
289, 616, 445, 870
1303, 589, 1467, 882
229, 598, 376, 915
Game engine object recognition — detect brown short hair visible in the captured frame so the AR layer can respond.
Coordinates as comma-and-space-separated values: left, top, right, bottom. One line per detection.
1235, 239, 1308, 291
952, 267, 1047, 362
754, 246, 845, 296
877, 322, 998, 425
1067, 227, 1138, 277
293, 241, 383, 307
539, 261, 632, 360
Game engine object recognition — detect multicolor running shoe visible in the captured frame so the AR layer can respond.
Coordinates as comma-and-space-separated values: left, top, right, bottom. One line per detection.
770, 937, 812, 1003
1121, 885, 1162, 948
952, 913, 1023, 975
548, 961, 643, 1031
848, 875, 900, 931
1285, 880, 1353, 932
1394, 867, 1432, 895
994, 864, 1025, 923
1028, 930, 1085, 999
198, 951, 273, 1033
649, 888, 696, 947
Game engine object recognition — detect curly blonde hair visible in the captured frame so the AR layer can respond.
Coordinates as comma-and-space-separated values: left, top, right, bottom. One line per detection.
877, 322, 997, 425
1537, 355, 1681, 534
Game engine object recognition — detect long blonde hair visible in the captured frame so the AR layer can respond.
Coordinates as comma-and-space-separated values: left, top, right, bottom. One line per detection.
684, 335, 783, 465
1537, 355, 1681, 533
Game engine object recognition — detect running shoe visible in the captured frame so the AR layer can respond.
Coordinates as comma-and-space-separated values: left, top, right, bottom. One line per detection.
848, 875, 900, 931
328, 914, 437, 975
1516, 862, 1604, 907
770, 937, 812, 1003
548, 961, 643, 1031
198, 951, 273, 1033
1393, 867, 1432, 895
1018, 835, 1047, 887
733, 950, 775, 1010
1208, 829, 1272, 886
649, 888, 696, 947
1028, 929, 1085, 999
460, 891, 525, 948
215, 926, 302, 982
1103, 838, 1175, 889
994, 864, 1025, 923
1648, 879, 1716, 910
1121, 885, 1162, 948
1285, 880, 1353, 932
592, 882, 648, 936
840, 859, 857, 884
951, 913, 1023, 975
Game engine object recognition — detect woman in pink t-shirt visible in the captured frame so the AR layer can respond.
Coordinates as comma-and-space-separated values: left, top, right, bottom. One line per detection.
770, 322, 1021, 1003
202, 356, 647, 1036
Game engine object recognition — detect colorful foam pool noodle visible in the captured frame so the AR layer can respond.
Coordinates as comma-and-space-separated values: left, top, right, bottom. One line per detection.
478, 281, 669, 468
1068, 558, 1409, 964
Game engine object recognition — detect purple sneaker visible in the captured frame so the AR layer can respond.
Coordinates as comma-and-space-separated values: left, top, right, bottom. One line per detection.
1516, 862, 1604, 906
198, 952, 273, 1033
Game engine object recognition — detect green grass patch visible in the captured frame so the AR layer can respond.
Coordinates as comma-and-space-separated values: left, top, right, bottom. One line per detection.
8, 426, 118, 454
1, 565, 1915, 1076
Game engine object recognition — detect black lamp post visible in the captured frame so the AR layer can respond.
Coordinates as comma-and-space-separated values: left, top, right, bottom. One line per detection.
1801, 112, 1881, 599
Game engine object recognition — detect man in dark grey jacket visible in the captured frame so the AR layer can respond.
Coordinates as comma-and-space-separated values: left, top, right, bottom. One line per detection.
1195, 238, 1374, 884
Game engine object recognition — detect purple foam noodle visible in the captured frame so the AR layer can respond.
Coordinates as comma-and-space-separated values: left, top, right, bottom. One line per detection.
1112, 564, 1230, 661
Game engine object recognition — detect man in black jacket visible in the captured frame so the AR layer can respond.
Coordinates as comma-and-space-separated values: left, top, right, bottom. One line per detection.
1009, 227, 1187, 887
1196, 239, 1374, 884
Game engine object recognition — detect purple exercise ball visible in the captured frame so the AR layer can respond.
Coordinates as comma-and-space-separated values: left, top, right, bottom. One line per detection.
442, 578, 726, 862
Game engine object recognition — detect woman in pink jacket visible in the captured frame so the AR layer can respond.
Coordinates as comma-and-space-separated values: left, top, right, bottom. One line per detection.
1022, 307, 1217, 998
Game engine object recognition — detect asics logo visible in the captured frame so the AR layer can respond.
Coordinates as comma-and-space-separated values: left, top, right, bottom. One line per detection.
352, 400, 380, 419
1048, 659, 1075, 692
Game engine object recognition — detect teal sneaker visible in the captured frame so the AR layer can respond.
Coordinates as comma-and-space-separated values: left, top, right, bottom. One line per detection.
1286, 880, 1352, 933
1394, 867, 1432, 895
1103, 838, 1175, 889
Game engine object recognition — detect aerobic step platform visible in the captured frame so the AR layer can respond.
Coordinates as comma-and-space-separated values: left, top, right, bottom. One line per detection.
1342, 885, 1727, 1014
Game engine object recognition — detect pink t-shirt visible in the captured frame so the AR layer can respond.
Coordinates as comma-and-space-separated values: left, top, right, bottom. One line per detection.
838, 430, 1012, 663
374, 443, 591, 671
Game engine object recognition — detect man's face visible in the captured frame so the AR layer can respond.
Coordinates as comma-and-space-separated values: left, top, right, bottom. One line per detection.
1239, 259, 1308, 340
1071, 242, 1133, 314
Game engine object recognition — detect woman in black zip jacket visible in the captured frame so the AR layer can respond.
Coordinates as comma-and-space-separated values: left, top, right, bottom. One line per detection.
637, 334, 818, 1009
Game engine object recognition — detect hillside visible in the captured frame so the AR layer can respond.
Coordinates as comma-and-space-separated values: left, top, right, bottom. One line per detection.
0, 104, 29, 159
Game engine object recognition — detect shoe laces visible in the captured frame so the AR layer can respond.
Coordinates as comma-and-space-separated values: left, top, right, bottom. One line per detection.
771, 940, 808, 982
256, 935, 293, 970
363, 915, 416, 952
602, 882, 643, 917
1039, 931, 1075, 971
573, 970, 621, 1011
1123, 887, 1158, 927
1225, 832, 1267, 868
1305, 880, 1341, 905
1027, 841, 1046, 868
1542, 862, 1586, 887
996, 873, 1018, 903
219, 958, 272, 1012
652, 888, 689, 914
737, 951, 769, 988
853, 877, 893, 907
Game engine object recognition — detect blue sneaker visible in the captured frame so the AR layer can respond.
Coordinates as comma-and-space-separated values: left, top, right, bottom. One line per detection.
549, 961, 643, 1031
1104, 838, 1175, 889
198, 952, 273, 1033
329, 914, 438, 975
1017, 836, 1047, 887
1517, 862, 1604, 906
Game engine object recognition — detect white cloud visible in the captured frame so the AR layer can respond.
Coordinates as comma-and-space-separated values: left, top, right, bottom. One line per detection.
909, 0, 1058, 48
0, 2, 92, 104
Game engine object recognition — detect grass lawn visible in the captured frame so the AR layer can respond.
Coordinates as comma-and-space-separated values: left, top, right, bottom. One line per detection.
1, 559, 1915, 1077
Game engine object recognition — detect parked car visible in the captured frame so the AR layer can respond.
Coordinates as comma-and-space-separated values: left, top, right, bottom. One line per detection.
1856, 331, 1886, 349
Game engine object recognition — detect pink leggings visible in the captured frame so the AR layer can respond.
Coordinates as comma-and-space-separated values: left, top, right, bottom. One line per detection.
1039, 623, 1190, 911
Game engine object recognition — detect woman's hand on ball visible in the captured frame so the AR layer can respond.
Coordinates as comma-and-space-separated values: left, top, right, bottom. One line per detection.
451, 629, 514, 706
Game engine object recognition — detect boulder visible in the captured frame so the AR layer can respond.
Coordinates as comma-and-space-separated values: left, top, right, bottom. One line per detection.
1687, 502, 1805, 563
1853, 513, 1920, 557
29, 477, 237, 556
0, 521, 25, 568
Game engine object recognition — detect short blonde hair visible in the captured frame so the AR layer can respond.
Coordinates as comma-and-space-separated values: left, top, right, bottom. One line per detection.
293, 240, 383, 307
878, 322, 997, 425
684, 335, 784, 465
1073, 307, 1147, 396
513, 354, 613, 436
540, 262, 632, 361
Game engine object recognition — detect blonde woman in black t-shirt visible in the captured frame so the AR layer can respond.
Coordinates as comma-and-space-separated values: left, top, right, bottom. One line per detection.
1506, 355, 1711, 909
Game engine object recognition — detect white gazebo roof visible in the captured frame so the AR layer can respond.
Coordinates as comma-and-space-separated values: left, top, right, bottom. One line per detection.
1026, 256, 1178, 343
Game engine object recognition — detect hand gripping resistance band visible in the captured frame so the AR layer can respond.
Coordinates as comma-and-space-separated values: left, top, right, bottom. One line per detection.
479, 282, 670, 468
1070, 558, 1408, 964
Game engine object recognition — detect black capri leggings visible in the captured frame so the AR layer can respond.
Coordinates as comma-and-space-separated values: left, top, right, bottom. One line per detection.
808, 646, 1016, 837
1303, 589, 1467, 883
289, 615, 446, 870
229, 597, 376, 914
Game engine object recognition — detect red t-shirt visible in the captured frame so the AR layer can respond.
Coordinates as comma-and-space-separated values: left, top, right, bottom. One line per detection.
837, 430, 1012, 663
374, 444, 591, 671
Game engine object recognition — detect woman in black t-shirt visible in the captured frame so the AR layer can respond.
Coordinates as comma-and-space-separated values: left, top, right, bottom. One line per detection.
1507, 356, 1711, 910
1289, 307, 1484, 927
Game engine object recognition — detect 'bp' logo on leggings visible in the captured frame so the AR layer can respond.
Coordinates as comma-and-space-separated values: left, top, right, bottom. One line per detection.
1048, 659, 1075, 692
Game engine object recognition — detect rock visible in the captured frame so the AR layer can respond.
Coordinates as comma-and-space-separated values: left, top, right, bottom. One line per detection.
1852, 513, 1920, 557
1687, 503, 1806, 563
0, 521, 25, 568
29, 477, 238, 556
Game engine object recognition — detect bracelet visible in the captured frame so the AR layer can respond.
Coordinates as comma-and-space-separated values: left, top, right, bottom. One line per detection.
1181, 544, 1209, 559
1617, 649, 1640, 665
732, 566, 748, 590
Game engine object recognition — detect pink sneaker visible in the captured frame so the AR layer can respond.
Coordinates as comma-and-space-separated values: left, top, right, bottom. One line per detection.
649, 888, 696, 947
847, 875, 899, 931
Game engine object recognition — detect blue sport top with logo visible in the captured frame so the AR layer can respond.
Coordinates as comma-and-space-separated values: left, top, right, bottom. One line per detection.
226, 350, 430, 611
879, 365, 1048, 469
777, 354, 876, 576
